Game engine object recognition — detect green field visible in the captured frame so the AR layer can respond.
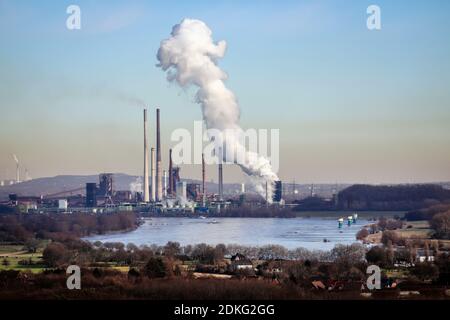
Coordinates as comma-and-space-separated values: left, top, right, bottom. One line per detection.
398, 221, 434, 239
0, 243, 47, 273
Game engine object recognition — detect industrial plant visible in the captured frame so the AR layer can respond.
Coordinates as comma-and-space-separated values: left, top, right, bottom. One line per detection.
1, 107, 284, 216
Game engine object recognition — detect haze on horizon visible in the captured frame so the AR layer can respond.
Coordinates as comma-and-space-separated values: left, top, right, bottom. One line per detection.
1, 0, 450, 185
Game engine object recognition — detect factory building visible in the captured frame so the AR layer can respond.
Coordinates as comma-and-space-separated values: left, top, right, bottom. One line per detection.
98, 173, 113, 197
58, 199, 68, 211
114, 191, 132, 202
86, 183, 97, 207
176, 181, 187, 199
187, 183, 201, 201
273, 180, 283, 203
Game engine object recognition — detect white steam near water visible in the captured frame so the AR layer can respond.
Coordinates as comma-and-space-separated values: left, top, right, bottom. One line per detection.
157, 18, 279, 201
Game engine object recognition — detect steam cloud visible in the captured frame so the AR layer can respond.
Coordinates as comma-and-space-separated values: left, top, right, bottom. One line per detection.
157, 19, 278, 201
129, 177, 143, 193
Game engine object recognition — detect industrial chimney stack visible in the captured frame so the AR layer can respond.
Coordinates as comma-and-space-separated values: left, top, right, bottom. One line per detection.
218, 147, 223, 201
151, 147, 156, 201
156, 108, 162, 201
168, 149, 173, 195
143, 109, 150, 202
12, 154, 19, 184
202, 153, 206, 206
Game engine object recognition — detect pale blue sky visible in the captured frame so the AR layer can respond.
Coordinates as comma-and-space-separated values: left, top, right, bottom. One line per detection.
1, 0, 449, 183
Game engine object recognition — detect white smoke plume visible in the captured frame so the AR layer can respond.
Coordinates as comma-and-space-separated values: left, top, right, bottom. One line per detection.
129, 177, 143, 193
157, 18, 279, 202
12, 154, 19, 164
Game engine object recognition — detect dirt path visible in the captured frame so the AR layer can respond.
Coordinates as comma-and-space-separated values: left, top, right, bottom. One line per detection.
0, 251, 28, 257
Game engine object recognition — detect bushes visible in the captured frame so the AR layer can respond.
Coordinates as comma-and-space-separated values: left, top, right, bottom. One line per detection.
410, 263, 439, 282
366, 246, 387, 266
142, 257, 166, 278
42, 242, 69, 267
381, 230, 400, 246
356, 228, 369, 240
430, 211, 450, 239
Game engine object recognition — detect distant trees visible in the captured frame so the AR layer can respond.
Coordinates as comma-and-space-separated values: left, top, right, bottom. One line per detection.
356, 228, 369, 240
42, 242, 69, 267
410, 263, 439, 282
0, 212, 138, 243
377, 217, 403, 232
366, 246, 388, 267
381, 230, 401, 246
1, 258, 9, 267
163, 241, 181, 259
24, 239, 40, 253
405, 203, 450, 221
430, 211, 450, 240
142, 257, 166, 278
330, 244, 366, 273
285, 262, 313, 286
338, 184, 450, 211
191, 243, 216, 264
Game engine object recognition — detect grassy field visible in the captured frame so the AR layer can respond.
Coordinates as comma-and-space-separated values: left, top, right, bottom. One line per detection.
0, 243, 47, 273
397, 221, 433, 239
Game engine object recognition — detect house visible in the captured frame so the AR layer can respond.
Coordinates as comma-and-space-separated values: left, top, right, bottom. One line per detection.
230, 253, 253, 271
230, 253, 247, 262
416, 249, 435, 263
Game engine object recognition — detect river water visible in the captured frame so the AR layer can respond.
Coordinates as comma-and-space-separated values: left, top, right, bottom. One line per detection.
85, 216, 369, 251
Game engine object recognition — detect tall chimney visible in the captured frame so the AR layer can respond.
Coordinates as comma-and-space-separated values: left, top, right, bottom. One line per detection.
16, 163, 20, 184
218, 147, 223, 201
202, 153, 206, 206
156, 108, 162, 201
151, 147, 156, 201
168, 149, 173, 195
163, 170, 167, 198
143, 109, 150, 202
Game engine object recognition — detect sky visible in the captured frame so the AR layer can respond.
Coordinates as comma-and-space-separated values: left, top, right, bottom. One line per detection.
1, 0, 449, 184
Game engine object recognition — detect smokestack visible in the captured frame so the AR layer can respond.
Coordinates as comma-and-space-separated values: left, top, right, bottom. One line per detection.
202, 153, 206, 206
163, 170, 167, 198
151, 147, 156, 201
218, 147, 223, 201
143, 109, 150, 202
12, 154, 19, 183
168, 149, 173, 195
156, 108, 162, 201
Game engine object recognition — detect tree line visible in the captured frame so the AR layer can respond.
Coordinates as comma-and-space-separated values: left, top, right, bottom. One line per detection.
0, 212, 138, 243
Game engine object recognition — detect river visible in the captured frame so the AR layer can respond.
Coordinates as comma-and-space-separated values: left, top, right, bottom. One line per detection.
85, 216, 371, 250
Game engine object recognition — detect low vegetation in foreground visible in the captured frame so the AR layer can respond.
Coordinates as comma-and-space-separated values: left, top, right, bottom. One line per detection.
0, 207, 449, 300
